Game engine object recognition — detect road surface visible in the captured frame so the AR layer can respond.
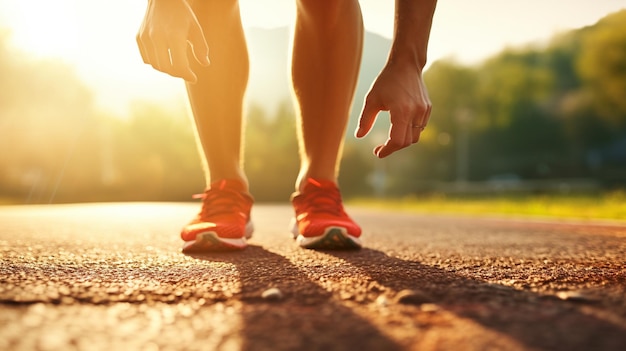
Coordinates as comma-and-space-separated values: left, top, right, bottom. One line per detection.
1, 203, 625, 351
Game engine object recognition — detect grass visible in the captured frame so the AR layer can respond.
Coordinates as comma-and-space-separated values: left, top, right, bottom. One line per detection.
349, 190, 626, 222
2, 191, 625, 223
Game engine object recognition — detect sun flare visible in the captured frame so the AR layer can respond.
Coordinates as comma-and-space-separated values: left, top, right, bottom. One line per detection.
0, 0, 623, 117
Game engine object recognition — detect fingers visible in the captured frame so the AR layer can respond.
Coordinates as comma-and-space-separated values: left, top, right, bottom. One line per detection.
188, 22, 210, 67
410, 126, 421, 144
416, 78, 432, 128
137, 32, 200, 82
169, 40, 197, 82
154, 42, 173, 74
375, 117, 412, 158
410, 99, 431, 144
357, 98, 431, 158
376, 99, 432, 158
136, 18, 209, 82
136, 34, 149, 64
355, 97, 380, 138
410, 123, 421, 144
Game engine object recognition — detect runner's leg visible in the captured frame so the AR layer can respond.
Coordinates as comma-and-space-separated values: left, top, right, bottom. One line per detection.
186, 0, 249, 189
291, 0, 364, 191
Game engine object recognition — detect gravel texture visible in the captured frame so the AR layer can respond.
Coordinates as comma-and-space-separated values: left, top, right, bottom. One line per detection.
1, 203, 625, 350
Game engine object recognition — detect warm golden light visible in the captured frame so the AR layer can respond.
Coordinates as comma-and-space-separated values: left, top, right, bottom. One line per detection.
0, 0, 624, 204
1, 0, 622, 116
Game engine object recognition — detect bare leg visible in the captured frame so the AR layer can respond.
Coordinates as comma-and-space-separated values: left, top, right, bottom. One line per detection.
186, 0, 249, 190
291, 0, 364, 192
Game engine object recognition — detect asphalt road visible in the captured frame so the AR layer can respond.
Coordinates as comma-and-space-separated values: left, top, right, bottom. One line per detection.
1, 203, 625, 351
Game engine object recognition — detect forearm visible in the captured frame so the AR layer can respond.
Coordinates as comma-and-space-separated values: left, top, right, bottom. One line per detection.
388, 0, 437, 71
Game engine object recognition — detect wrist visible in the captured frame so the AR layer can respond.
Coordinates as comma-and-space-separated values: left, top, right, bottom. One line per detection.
388, 46, 426, 72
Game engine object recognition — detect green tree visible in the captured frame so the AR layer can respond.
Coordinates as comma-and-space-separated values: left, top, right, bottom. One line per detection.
576, 10, 626, 129
244, 101, 299, 201
468, 48, 571, 179
421, 59, 478, 181
103, 103, 204, 201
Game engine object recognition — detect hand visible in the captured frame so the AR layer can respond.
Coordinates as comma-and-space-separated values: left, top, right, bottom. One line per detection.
355, 62, 432, 158
136, 0, 210, 83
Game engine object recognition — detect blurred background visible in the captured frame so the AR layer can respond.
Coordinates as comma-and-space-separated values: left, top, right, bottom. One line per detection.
0, 0, 625, 204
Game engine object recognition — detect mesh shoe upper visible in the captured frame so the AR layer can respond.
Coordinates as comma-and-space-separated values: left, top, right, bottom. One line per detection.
181, 179, 253, 241
291, 178, 361, 238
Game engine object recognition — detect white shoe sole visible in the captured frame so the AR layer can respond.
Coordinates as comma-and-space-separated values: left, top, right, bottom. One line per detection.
290, 219, 362, 250
182, 221, 254, 253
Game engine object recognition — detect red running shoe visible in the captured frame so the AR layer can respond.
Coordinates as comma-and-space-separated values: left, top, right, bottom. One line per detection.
290, 178, 362, 249
181, 179, 254, 253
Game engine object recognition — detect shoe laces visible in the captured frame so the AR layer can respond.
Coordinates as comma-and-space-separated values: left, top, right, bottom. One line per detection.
299, 179, 344, 216
193, 180, 248, 219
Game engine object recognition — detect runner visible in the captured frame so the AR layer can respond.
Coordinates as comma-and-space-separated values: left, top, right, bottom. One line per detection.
136, 0, 437, 251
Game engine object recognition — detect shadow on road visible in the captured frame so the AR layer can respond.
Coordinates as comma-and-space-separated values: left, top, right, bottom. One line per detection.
323, 248, 626, 351
190, 246, 403, 351
190, 245, 626, 350
5, 204, 625, 350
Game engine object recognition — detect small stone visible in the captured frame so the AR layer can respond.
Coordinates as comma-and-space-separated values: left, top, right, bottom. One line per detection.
420, 303, 440, 312
261, 287, 283, 301
555, 291, 598, 303
375, 295, 389, 307
394, 289, 432, 305
339, 292, 353, 300
60, 296, 75, 305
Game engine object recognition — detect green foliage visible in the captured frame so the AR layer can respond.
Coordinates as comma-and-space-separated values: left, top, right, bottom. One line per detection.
576, 10, 626, 127
100, 103, 204, 201
396, 10, 626, 187
338, 142, 374, 197
2, 10, 626, 203
244, 102, 299, 201
425, 60, 478, 131
0, 31, 204, 203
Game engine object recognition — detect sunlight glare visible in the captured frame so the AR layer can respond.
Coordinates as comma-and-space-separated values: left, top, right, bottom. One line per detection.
1, 0, 624, 117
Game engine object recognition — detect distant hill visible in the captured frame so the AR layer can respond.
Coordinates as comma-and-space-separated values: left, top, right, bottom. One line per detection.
244, 27, 392, 134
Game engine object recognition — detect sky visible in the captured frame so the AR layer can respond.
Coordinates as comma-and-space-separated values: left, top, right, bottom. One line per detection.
1, 0, 625, 115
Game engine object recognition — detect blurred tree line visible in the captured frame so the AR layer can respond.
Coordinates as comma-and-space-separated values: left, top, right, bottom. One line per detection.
0, 29, 203, 203
1, 10, 625, 203
368, 10, 626, 196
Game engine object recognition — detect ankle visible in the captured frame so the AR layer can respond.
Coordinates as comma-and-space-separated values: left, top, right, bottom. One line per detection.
208, 177, 249, 194
207, 171, 249, 191
296, 175, 337, 193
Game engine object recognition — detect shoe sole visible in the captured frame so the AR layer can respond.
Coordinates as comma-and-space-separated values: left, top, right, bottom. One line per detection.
182, 221, 254, 253
291, 221, 362, 250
